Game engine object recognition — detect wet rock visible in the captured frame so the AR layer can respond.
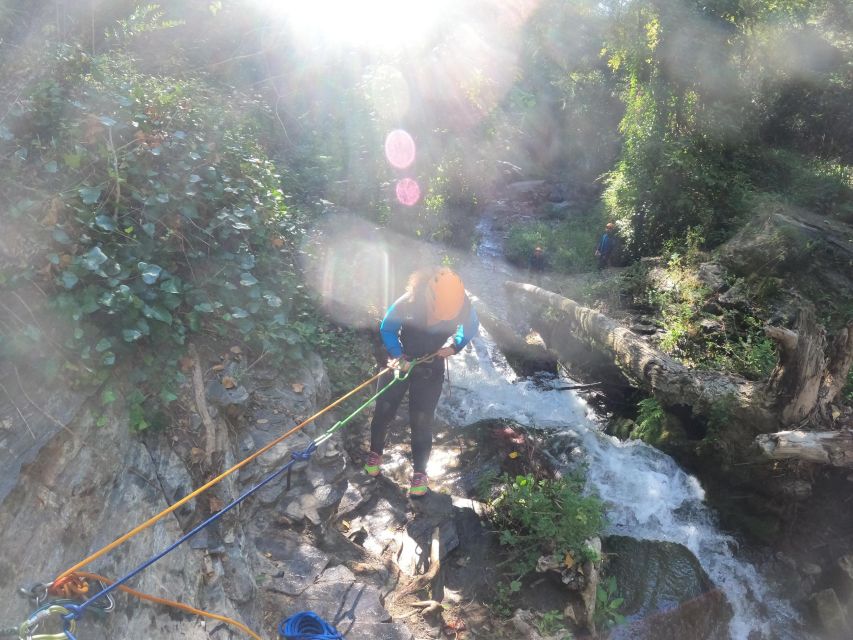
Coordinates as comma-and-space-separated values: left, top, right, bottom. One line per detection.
808, 588, 850, 638
206, 379, 250, 416
336, 480, 372, 518
800, 562, 822, 577
718, 280, 750, 309
604, 536, 732, 640
697, 262, 728, 293
276, 580, 391, 624
317, 564, 356, 584
720, 211, 825, 278
699, 318, 723, 334
396, 516, 460, 577
255, 528, 330, 596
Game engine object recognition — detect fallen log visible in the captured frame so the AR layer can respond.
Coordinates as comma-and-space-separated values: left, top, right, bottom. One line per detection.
505, 281, 853, 466
504, 281, 774, 432
755, 430, 853, 468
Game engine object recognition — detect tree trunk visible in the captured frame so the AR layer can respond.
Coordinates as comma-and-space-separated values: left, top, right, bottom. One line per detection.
504, 282, 853, 462
756, 430, 853, 468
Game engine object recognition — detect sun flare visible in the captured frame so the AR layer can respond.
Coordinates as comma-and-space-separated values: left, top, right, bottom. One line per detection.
260, 0, 453, 51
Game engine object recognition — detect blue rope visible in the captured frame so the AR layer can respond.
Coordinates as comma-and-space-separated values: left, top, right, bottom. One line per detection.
278, 611, 343, 639
63, 442, 320, 625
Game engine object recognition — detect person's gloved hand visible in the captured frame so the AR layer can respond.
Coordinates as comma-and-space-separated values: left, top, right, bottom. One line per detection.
389, 356, 411, 373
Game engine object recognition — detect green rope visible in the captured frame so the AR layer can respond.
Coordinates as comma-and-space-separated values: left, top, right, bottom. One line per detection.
313, 360, 423, 447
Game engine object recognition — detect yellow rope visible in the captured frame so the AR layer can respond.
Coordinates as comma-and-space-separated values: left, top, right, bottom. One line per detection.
56, 367, 390, 581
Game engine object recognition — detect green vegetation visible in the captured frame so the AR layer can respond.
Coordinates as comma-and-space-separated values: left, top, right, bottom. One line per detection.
535, 610, 573, 639
0, 14, 320, 429
633, 397, 666, 444
505, 215, 602, 273
594, 575, 627, 630
487, 473, 604, 614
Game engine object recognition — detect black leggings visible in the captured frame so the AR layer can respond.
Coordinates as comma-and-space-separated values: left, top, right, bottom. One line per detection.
369, 360, 445, 474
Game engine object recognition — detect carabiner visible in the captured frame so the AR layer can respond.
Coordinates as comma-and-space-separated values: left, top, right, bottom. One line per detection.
17, 583, 51, 607
18, 604, 76, 640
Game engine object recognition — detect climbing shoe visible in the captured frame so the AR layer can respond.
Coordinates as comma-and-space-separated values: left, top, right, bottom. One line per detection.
408, 472, 429, 498
364, 451, 382, 477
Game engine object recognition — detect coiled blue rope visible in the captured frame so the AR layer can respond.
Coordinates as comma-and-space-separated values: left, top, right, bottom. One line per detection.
278, 611, 343, 639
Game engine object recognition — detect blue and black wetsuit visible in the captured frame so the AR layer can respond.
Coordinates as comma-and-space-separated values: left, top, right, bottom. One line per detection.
370, 292, 479, 473
596, 232, 614, 269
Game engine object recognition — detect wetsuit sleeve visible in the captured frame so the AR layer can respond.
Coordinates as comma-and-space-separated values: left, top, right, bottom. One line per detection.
379, 295, 408, 358
452, 303, 479, 352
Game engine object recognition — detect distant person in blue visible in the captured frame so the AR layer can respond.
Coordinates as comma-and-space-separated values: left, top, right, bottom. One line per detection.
364, 267, 479, 497
595, 222, 616, 270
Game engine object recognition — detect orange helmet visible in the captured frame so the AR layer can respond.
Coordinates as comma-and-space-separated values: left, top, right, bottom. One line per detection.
426, 268, 465, 323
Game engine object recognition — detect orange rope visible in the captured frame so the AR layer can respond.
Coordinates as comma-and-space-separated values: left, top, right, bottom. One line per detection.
73, 571, 262, 640
56, 367, 390, 581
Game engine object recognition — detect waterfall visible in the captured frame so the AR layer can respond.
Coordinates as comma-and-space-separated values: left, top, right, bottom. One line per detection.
438, 329, 805, 640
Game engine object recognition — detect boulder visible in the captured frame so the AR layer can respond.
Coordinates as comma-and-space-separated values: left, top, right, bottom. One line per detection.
504, 180, 548, 202
604, 536, 732, 640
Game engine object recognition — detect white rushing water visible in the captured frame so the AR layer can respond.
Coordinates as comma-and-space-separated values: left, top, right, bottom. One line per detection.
437, 329, 804, 640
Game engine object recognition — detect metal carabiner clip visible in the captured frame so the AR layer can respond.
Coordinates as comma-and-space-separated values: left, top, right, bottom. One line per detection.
17, 583, 51, 607
18, 604, 76, 640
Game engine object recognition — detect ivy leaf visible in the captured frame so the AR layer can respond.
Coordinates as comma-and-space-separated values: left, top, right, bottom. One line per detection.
94, 215, 116, 231
43, 160, 58, 173
189, 174, 202, 183
98, 115, 117, 127
239, 272, 258, 286
79, 186, 103, 205
61, 271, 79, 289
143, 305, 173, 325
102, 351, 116, 366
138, 262, 162, 284
263, 293, 282, 307
82, 246, 108, 271
156, 193, 170, 204
95, 338, 112, 352
159, 279, 181, 294
142, 222, 156, 237
122, 328, 143, 342
194, 302, 214, 313
231, 307, 249, 319
53, 228, 72, 244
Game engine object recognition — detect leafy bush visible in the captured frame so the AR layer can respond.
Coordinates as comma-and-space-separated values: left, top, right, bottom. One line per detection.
1, 50, 313, 428
634, 397, 665, 443
489, 473, 604, 579
594, 575, 626, 630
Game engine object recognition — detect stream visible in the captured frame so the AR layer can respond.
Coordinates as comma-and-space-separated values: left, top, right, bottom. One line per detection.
431, 204, 806, 639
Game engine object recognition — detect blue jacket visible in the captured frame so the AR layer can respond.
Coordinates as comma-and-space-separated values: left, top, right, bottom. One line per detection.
379, 293, 479, 359
597, 232, 614, 255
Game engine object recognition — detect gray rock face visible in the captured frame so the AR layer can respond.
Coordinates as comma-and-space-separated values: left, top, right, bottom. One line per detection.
0, 350, 377, 640
0, 391, 243, 639
255, 528, 330, 596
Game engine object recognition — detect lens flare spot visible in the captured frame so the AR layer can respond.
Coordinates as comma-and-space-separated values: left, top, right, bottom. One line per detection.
385, 129, 416, 169
396, 178, 421, 206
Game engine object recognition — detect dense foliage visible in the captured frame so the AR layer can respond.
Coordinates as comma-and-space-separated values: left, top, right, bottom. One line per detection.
488, 473, 604, 595
0, 23, 322, 427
